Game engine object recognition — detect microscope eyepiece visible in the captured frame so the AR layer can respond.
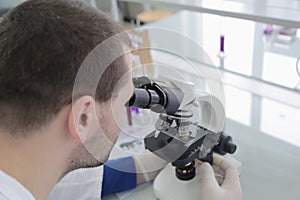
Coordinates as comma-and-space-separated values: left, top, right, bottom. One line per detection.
127, 88, 160, 109
126, 77, 184, 114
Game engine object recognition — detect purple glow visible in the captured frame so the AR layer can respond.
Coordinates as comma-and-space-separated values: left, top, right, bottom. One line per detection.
130, 107, 139, 114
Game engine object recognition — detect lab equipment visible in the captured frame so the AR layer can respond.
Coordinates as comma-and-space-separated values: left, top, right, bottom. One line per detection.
127, 76, 237, 181
127, 76, 237, 199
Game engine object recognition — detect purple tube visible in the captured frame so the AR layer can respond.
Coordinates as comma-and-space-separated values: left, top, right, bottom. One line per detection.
220, 35, 225, 52
263, 25, 273, 35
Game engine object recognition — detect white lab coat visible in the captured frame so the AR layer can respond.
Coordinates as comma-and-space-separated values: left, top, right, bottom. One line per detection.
48, 166, 104, 200
0, 170, 35, 200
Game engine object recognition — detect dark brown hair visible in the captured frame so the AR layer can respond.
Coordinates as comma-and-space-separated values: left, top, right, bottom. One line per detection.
0, 0, 130, 136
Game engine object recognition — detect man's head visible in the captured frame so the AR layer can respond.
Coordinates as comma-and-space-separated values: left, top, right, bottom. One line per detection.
0, 0, 133, 174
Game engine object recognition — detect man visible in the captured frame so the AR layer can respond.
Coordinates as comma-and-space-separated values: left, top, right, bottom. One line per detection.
0, 0, 242, 199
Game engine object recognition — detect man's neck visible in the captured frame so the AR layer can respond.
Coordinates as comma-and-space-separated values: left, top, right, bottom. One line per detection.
0, 131, 71, 200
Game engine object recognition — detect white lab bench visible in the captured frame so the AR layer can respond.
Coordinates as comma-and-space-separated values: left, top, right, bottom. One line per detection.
102, 43, 300, 200
103, 117, 300, 200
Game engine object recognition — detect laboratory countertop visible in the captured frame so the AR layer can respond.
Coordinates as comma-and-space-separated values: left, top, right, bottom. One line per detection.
104, 72, 300, 199
118, 0, 300, 28
104, 116, 300, 200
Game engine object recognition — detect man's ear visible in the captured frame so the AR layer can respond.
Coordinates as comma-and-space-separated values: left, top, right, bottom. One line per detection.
68, 96, 96, 143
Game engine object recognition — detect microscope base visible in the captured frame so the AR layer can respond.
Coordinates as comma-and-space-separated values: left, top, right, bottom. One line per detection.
153, 163, 202, 200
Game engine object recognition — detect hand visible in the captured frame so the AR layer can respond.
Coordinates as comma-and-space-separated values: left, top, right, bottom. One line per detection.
198, 154, 242, 200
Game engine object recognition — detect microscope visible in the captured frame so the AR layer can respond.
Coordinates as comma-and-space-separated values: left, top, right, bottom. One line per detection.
127, 76, 237, 199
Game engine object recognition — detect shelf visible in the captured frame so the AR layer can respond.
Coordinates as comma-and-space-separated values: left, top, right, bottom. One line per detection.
118, 0, 300, 28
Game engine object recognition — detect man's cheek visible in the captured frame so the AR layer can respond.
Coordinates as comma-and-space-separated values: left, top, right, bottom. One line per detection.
112, 104, 125, 127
